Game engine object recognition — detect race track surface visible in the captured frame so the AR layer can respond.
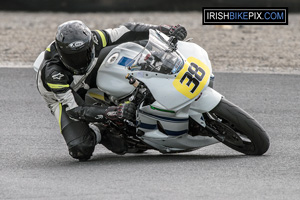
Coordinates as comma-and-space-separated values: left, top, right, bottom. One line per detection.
1, 68, 299, 199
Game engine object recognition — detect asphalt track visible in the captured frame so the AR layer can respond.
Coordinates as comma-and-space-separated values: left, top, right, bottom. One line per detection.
1, 68, 300, 200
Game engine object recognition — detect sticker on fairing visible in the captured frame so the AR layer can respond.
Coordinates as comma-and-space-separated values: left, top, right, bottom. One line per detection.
172, 57, 211, 99
118, 56, 135, 67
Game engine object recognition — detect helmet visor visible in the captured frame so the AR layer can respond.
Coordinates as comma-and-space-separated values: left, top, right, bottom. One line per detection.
60, 47, 93, 74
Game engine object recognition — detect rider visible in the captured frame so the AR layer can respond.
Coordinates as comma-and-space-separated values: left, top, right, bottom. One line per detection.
36, 20, 187, 161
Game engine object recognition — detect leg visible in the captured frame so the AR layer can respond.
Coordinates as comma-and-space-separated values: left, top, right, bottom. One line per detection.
53, 102, 97, 161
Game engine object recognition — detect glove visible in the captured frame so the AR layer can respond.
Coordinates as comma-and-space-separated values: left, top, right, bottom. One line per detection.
66, 105, 106, 122
105, 102, 136, 124
158, 24, 187, 41
66, 102, 136, 125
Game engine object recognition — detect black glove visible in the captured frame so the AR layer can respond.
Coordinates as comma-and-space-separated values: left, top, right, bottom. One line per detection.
66, 105, 106, 122
105, 101, 136, 124
66, 102, 136, 125
158, 24, 187, 41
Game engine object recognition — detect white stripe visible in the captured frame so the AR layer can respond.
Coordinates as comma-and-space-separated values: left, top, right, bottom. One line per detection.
105, 26, 130, 43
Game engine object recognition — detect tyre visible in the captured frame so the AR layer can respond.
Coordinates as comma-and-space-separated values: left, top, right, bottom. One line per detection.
207, 98, 270, 155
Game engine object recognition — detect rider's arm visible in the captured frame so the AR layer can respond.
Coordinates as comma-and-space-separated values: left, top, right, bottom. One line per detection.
93, 22, 187, 47
43, 59, 79, 110
105, 23, 158, 45
43, 60, 135, 123
66, 102, 136, 123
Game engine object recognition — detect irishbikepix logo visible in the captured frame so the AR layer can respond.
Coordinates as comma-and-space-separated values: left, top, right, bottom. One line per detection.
203, 8, 288, 25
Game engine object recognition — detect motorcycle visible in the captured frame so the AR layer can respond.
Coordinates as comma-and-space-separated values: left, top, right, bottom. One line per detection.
34, 29, 270, 156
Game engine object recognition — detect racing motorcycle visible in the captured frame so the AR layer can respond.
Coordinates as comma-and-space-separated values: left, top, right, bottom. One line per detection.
34, 29, 269, 156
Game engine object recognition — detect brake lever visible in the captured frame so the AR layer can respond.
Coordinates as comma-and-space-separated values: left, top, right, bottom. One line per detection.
167, 36, 178, 51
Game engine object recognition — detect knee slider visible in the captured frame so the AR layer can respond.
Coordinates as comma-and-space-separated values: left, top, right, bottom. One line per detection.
61, 120, 96, 160
68, 133, 96, 160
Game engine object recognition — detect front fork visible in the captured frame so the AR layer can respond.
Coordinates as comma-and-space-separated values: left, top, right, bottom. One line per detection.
189, 87, 222, 127
188, 87, 223, 139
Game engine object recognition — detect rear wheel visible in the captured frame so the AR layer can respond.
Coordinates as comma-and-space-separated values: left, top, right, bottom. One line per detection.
206, 98, 270, 155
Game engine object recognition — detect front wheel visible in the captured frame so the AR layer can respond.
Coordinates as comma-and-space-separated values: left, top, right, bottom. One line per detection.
206, 98, 270, 155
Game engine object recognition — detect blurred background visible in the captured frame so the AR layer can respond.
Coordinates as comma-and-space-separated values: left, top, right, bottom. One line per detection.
1, 0, 299, 12
0, 0, 299, 73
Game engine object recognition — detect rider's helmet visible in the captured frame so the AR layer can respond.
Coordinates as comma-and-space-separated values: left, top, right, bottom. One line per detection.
55, 20, 95, 75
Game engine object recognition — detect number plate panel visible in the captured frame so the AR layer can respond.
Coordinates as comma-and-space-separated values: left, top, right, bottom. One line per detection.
173, 57, 211, 99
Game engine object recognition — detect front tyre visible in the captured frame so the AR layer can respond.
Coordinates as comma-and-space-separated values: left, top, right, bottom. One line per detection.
207, 98, 270, 155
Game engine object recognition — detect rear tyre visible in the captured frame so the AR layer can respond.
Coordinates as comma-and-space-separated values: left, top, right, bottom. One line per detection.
207, 98, 270, 155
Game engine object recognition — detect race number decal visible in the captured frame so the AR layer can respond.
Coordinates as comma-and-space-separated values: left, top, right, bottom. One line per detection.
173, 57, 211, 99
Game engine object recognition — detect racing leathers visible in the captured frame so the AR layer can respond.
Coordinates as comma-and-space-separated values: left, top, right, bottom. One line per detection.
36, 22, 187, 160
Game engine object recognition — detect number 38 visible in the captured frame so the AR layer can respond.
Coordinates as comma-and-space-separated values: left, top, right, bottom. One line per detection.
179, 62, 206, 93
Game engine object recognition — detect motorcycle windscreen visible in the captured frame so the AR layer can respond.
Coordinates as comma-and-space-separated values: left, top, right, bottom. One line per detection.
135, 56, 211, 111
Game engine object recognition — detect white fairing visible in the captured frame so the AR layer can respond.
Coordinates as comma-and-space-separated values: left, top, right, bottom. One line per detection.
95, 30, 222, 152
140, 130, 219, 153
96, 43, 140, 98
132, 41, 213, 111
190, 87, 222, 113
177, 41, 211, 69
